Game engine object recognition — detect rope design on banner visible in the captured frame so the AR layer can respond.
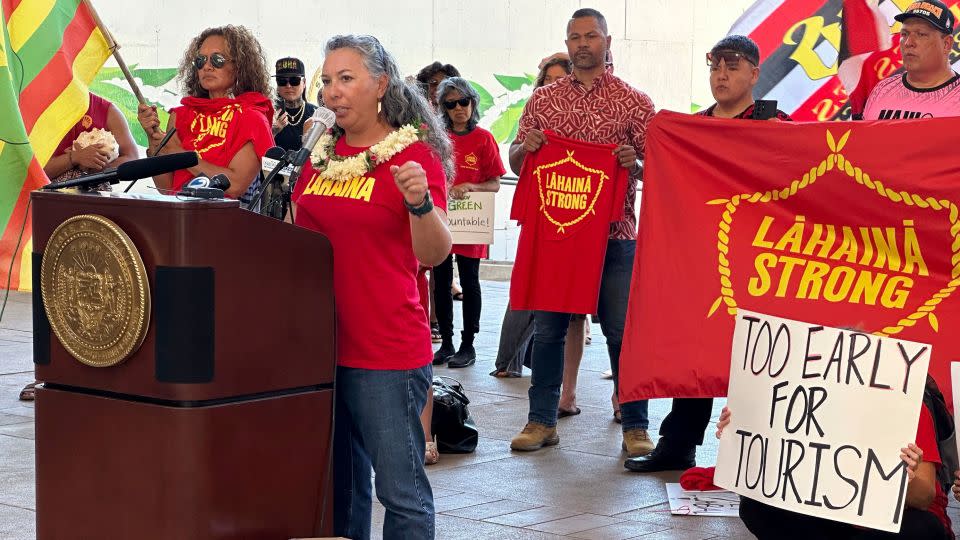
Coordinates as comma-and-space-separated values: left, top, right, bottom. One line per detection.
534, 150, 608, 233
705, 129, 960, 338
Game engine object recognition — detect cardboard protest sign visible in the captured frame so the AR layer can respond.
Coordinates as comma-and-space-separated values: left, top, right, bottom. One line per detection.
449, 191, 495, 245
714, 310, 931, 532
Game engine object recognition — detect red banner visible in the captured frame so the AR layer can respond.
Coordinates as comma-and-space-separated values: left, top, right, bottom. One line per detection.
620, 111, 960, 405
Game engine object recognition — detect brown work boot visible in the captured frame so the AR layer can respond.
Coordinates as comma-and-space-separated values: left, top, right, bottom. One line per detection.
510, 422, 559, 451
621, 428, 654, 458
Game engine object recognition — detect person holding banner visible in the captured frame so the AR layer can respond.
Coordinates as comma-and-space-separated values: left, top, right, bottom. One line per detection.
506, 8, 656, 457
626, 35, 790, 474
717, 403, 951, 539
292, 34, 453, 539
862, 1, 960, 120
431, 77, 503, 368
136, 25, 274, 201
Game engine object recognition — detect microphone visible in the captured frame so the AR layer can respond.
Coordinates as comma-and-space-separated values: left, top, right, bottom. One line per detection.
184, 174, 230, 190
292, 106, 335, 168
287, 107, 335, 196
179, 173, 230, 199
261, 146, 292, 178
46, 152, 199, 191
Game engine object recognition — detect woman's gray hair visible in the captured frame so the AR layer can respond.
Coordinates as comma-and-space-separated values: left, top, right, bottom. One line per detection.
436, 77, 480, 132
324, 34, 454, 183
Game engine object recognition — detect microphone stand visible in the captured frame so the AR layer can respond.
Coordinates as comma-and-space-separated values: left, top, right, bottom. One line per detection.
248, 149, 296, 213
125, 128, 178, 193
284, 161, 311, 223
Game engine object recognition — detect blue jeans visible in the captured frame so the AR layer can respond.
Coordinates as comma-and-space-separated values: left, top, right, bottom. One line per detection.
333, 365, 434, 540
528, 239, 649, 431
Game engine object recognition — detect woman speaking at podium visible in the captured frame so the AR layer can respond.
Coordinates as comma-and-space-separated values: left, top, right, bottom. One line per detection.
291, 35, 452, 540
136, 25, 274, 202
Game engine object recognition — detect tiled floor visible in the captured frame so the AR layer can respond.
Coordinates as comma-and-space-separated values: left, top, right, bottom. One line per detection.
2, 283, 959, 539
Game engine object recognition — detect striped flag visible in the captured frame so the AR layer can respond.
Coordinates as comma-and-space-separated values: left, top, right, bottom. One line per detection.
837, 0, 892, 116
729, 0, 960, 121
0, 0, 111, 291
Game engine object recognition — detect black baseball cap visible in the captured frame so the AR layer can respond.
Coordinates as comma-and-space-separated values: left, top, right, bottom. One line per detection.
710, 35, 761, 66
275, 57, 305, 77
895, 1, 955, 34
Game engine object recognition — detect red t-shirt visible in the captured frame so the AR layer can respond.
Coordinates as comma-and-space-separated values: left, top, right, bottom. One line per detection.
171, 92, 274, 193
449, 127, 505, 259
509, 131, 628, 314
916, 404, 951, 534
293, 139, 447, 370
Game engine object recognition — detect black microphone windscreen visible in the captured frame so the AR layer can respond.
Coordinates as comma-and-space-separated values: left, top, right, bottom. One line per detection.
264, 146, 286, 160
117, 152, 199, 181
209, 174, 231, 190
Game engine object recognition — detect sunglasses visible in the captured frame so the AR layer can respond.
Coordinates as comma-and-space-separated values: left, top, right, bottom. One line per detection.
277, 76, 302, 86
194, 52, 231, 70
706, 51, 757, 68
443, 98, 471, 110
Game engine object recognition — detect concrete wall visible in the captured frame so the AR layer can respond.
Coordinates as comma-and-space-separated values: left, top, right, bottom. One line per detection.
98, 0, 757, 260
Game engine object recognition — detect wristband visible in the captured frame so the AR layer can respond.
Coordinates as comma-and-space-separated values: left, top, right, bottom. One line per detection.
404, 191, 434, 217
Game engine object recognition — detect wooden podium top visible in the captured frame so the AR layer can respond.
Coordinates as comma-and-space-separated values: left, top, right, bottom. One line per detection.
31, 190, 336, 402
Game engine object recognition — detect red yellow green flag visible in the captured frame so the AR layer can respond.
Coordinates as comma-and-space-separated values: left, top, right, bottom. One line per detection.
0, 0, 111, 291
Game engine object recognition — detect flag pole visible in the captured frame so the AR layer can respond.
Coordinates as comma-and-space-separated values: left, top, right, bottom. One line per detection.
80, 0, 147, 105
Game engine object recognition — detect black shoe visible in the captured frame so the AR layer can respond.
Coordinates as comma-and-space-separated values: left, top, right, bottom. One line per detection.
433, 342, 455, 365
623, 443, 696, 473
447, 343, 476, 368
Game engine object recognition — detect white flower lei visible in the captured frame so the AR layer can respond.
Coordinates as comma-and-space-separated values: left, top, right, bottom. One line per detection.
310, 124, 423, 182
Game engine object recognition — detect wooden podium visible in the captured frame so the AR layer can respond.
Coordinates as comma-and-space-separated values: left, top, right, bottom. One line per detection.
30, 190, 336, 539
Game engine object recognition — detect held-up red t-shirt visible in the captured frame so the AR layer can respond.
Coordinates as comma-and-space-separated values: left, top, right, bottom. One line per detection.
509, 131, 628, 314
449, 127, 505, 259
293, 139, 447, 370
171, 92, 274, 193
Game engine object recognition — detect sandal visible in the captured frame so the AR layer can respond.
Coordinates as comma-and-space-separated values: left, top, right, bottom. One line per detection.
452, 292, 464, 301
18, 382, 37, 402
425, 438, 440, 465
490, 369, 521, 378
431, 322, 442, 344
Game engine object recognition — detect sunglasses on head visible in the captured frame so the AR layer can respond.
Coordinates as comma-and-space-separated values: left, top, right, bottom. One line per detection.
706, 51, 757, 68
277, 76, 302, 86
443, 98, 471, 110
194, 52, 230, 70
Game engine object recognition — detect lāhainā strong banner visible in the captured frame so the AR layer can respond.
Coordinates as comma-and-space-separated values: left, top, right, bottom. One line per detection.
619, 111, 960, 405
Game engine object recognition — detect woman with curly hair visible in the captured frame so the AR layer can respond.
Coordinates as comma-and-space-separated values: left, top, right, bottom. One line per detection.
293, 34, 452, 539
136, 25, 274, 201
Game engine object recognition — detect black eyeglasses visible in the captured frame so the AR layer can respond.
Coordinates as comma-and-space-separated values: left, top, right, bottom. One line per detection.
194, 52, 230, 70
443, 98, 471, 110
276, 76, 302, 86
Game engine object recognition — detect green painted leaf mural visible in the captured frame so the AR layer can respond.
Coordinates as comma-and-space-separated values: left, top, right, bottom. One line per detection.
469, 80, 494, 118
493, 74, 531, 92
90, 66, 179, 147
489, 101, 525, 143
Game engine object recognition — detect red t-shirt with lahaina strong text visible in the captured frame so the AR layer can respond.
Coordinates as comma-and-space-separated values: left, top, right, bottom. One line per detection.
509, 131, 628, 314
293, 139, 447, 370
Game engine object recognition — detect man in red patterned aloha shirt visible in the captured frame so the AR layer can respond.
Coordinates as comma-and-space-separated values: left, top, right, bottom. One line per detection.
507, 7, 657, 460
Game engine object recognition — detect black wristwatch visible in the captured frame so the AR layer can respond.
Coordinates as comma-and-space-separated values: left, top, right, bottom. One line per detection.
404, 192, 434, 217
